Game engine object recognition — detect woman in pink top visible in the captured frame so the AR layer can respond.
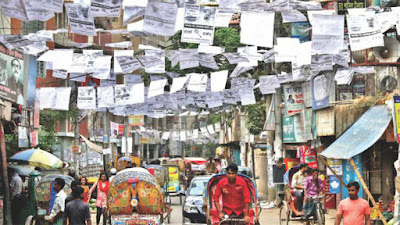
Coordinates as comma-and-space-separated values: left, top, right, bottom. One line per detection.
89, 172, 110, 225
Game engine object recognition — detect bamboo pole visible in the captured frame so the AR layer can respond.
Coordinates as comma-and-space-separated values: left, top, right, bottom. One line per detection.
349, 158, 388, 225
318, 155, 347, 188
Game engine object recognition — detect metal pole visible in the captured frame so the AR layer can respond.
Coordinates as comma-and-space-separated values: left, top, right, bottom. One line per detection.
74, 116, 80, 176
0, 123, 12, 225
102, 110, 109, 173
273, 88, 283, 161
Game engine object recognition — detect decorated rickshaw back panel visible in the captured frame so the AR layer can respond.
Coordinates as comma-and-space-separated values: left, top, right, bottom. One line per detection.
108, 170, 164, 215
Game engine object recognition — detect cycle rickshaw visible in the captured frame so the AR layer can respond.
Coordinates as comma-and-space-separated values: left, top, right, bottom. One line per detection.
279, 166, 325, 225
204, 173, 260, 225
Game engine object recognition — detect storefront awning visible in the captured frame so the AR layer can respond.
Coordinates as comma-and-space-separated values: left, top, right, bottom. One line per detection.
320, 105, 392, 160
80, 134, 103, 154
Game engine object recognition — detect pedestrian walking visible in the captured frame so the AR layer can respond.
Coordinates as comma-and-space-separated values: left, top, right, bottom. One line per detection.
335, 181, 371, 225
45, 178, 67, 225
9, 168, 23, 223
80, 177, 90, 203
64, 186, 92, 225
89, 172, 110, 225
65, 180, 80, 208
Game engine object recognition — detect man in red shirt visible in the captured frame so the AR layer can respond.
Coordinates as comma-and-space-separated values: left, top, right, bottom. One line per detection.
214, 163, 251, 224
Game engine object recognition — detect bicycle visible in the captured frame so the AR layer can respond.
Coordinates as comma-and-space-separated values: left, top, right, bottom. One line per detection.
304, 195, 325, 225
218, 216, 246, 225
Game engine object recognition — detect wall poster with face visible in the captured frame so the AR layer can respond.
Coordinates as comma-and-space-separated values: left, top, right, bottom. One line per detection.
0, 44, 24, 104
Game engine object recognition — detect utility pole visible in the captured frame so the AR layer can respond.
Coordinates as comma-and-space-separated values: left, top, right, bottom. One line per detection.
274, 88, 283, 161
74, 115, 80, 176
0, 123, 11, 225
102, 110, 109, 173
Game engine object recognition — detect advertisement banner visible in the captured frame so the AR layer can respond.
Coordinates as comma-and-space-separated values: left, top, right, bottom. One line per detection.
128, 115, 145, 126
18, 126, 28, 148
329, 175, 341, 194
327, 159, 343, 175
283, 84, 304, 115
282, 114, 306, 143
0, 44, 24, 104
342, 154, 363, 199
393, 96, 400, 143
30, 130, 38, 147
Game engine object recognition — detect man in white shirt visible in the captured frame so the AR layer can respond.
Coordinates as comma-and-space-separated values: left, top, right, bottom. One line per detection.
292, 163, 308, 214
45, 178, 67, 225
9, 168, 23, 223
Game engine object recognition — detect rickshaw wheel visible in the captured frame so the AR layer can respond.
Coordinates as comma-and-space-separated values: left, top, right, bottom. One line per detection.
279, 203, 290, 225
25, 215, 36, 225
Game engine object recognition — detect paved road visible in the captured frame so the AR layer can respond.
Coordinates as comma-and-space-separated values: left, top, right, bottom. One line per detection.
91, 198, 337, 225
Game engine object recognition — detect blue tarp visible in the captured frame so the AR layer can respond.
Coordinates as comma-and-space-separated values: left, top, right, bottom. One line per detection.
320, 105, 392, 159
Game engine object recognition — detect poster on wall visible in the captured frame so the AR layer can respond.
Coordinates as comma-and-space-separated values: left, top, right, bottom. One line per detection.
283, 84, 304, 115
282, 114, 306, 143
0, 44, 24, 104
342, 154, 363, 199
18, 126, 28, 148
327, 159, 343, 175
329, 175, 341, 194
128, 115, 145, 126
312, 73, 335, 110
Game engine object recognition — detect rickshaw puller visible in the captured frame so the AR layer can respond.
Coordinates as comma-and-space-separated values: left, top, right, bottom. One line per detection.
213, 163, 251, 224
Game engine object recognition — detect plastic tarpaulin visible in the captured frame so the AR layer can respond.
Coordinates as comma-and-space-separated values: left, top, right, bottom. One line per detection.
320, 105, 392, 159
80, 134, 103, 154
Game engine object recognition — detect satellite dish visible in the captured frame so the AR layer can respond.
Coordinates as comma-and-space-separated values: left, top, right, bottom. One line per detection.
373, 37, 400, 63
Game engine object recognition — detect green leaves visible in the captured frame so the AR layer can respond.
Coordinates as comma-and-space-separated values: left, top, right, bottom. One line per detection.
242, 102, 266, 135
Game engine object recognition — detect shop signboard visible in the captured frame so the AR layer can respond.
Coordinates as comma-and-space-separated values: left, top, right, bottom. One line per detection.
0, 44, 24, 104
337, 0, 365, 14
342, 154, 363, 199
327, 159, 343, 175
282, 114, 306, 143
128, 115, 145, 126
393, 96, 400, 143
329, 175, 341, 194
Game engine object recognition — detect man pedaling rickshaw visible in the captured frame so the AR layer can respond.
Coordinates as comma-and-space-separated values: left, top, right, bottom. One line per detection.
213, 163, 251, 224
292, 163, 308, 215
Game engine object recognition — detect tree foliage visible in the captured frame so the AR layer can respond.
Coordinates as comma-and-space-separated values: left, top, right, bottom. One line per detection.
242, 102, 266, 135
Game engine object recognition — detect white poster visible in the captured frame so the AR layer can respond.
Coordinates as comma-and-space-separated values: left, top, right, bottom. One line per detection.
347, 11, 384, 51
180, 131, 187, 141
77, 86, 96, 109
105, 41, 132, 48
52, 49, 74, 70
259, 75, 280, 94
92, 56, 112, 79
181, 4, 216, 44
192, 129, 199, 139
30, 0, 64, 13
97, 86, 115, 108
311, 15, 344, 55
18, 126, 29, 148
39, 87, 56, 109
170, 76, 188, 94
68, 53, 87, 73
114, 50, 134, 73
115, 56, 142, 73
143, 0, 178, 36
239, 89, 256, 106
211, 70, 228, 92
52, 87, 71, 111
148, 79, 167, 98
65, 3, 97, 36
162, 131, 170, 140
83, 50, 103, 73
240, 11, 274, 48
1, 0, 28, 22
207, 124, 215, 134
123, 6, 146, 26
187, 73, 208, 92
145, 49, 165, 74
90, 0, 122, 17
23, 0, 55, 22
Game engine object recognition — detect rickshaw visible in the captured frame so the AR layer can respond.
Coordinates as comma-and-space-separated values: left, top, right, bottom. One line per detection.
279, 166, 325, 225
114, 155, 141, 171
25, 174, 74, 225
145, 164, 172, 222
108, 167, 172, 224
204, 174, 260, 225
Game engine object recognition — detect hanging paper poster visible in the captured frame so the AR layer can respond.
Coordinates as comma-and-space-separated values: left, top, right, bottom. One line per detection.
97, 86, 114, 108
327, 159, 343, 176
90, 0, 122, 17
181, 4, 216, 44
240, 11, 274, 48
143, 0, 178, 36
283, 84, 304, 115
65, 3, 97, 36
145, 49, 165, 74
77, 86, 96, 109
